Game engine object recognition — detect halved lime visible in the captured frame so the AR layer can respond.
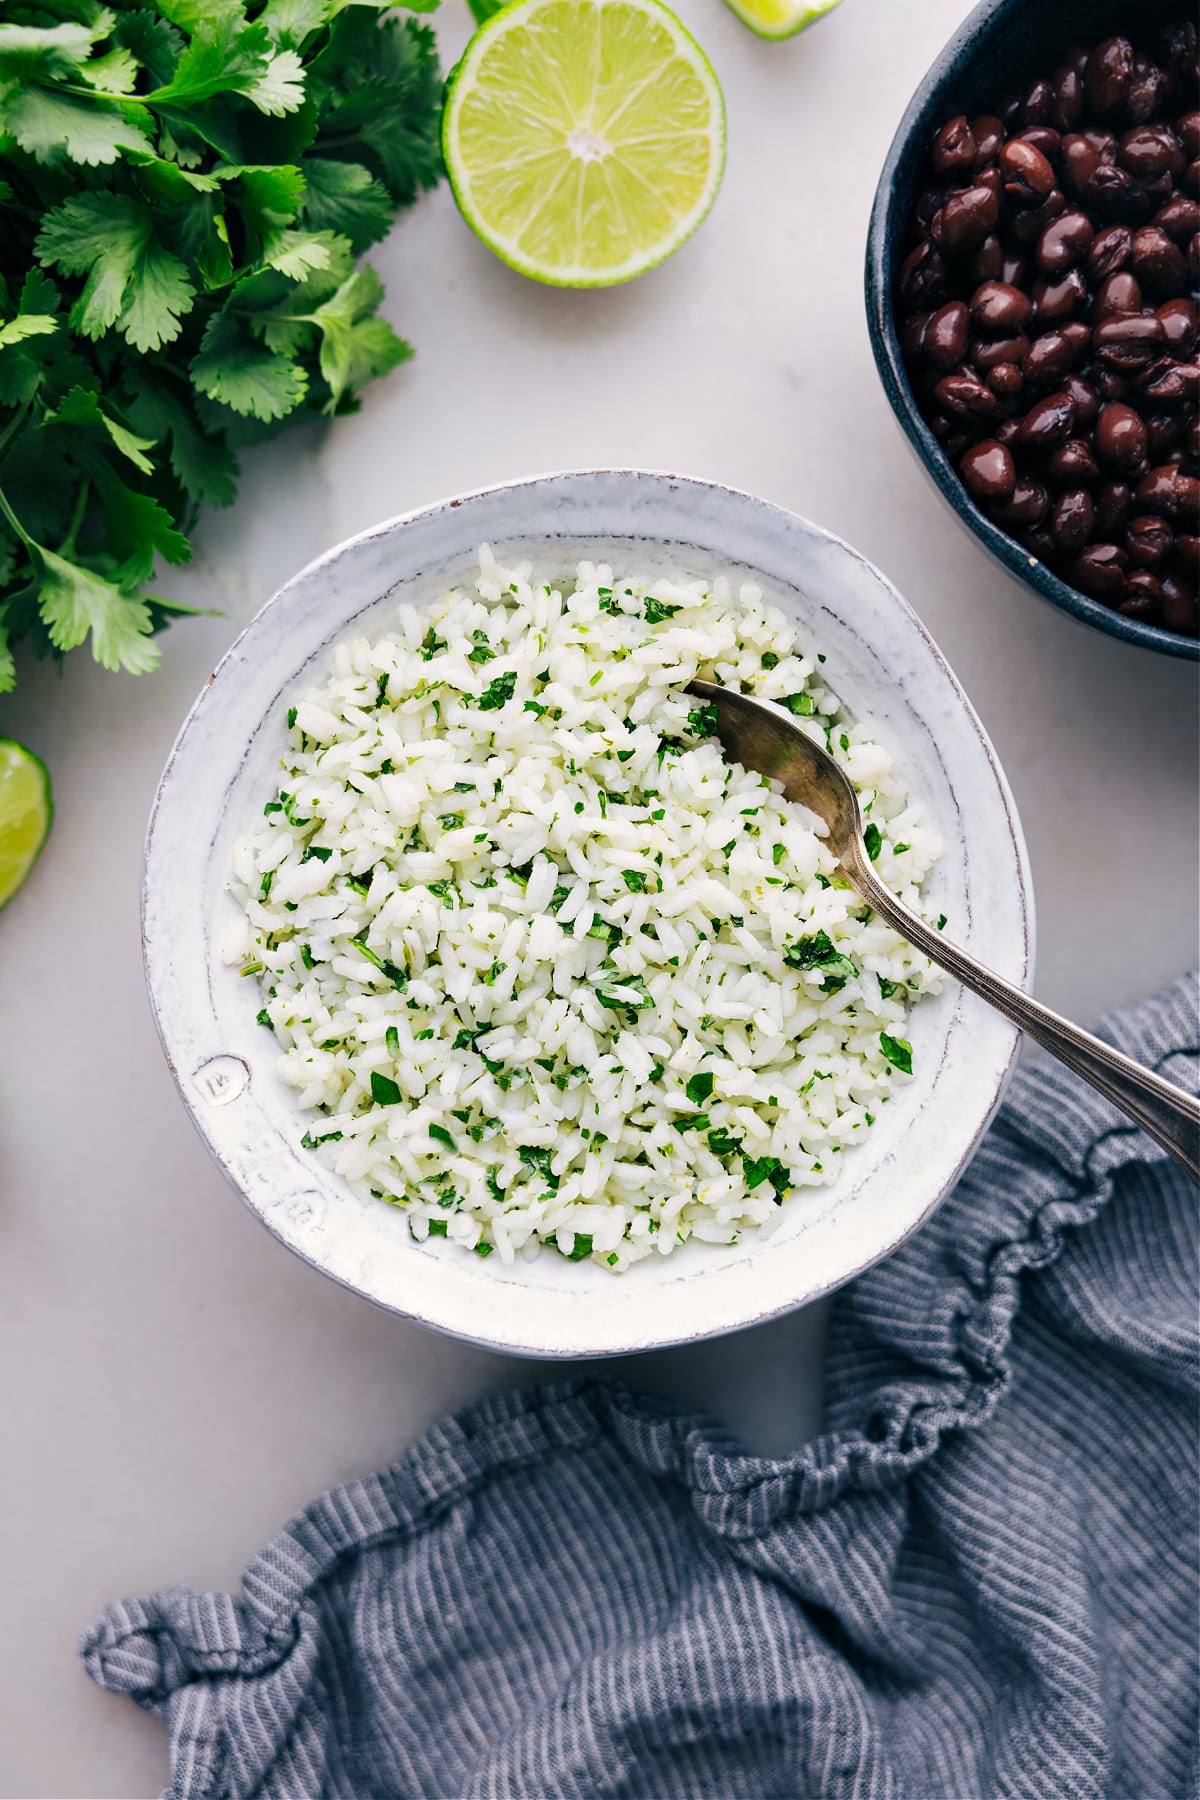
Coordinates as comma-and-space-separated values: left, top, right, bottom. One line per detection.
443, 0, 726, 288
0, 739, 52, 908
720, 0, 841, 41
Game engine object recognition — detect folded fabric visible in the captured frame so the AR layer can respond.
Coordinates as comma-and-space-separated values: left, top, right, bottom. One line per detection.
83, 974, 1200, 1800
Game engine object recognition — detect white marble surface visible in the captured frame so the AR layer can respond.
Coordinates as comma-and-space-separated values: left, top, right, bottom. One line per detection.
0, 0, 1196, 1792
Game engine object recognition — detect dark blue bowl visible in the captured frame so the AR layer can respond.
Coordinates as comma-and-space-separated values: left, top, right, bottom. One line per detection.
865, 0, 1198, 661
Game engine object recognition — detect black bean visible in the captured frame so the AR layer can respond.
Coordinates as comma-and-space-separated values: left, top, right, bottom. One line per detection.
970, 333, 1030, 372
1085, 38, 1134, 120
934, 373, 998, 418
1054, 52, 1088, 131
1096, 402, 1149, 467
1061, 133, 1101, 197
1119, 574, 1164, 619
1000, 138, 1056, 203
971, 115, 1006, 163
1151, 21, 1198, 85
1160, 572, 1200, 634
1053, 488, 1096, 554
1138, 358, 1198, 406
967, 234, 1005, 284
1082, 128, 1119, 162
900, 310, 931, 361
1047, 438, 1100, 483
1061, 374, 1101, 428
931, 116, 977, 177
1030, 267, 1086, 323
1059, 322, 1093, 363
899, 240, 946, 307
1087, 224, 1133, 279
1092, 270, 1143, 318
960, 440, 1016, 502
1135, 465, 1200, 520
924, 301, 970, 369
1154, 193, 1200, 238
1023, 330, 1075, 386
932, 186, 1000, 252
970, 280, 1032, 335
989, 477, 1050, 527
1017, 391, 1076, 447
1126, 57, 1170, 126
1022, 78, 1056, 126
1097, 369, 1134, 402
1126, 514, 1173, 565
1019, 126, 1063, 162
1094, 312, 1167, 370
1010, 189, 1066, 247
987, 362, 1025, 401
1131, 224, 1189, 294
1095, 481, 1132, 539
1000, 247, 1029, 286
1145, 410, 1189, 458
1084, 164, 1152, 223
1036, 210, 1093, 274
1118, 125, 1187, 179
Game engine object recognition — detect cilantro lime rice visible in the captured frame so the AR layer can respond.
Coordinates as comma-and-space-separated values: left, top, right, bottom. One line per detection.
227, 550, 943, 1272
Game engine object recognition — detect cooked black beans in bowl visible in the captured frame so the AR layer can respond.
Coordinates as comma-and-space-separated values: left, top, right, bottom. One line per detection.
896, 20, 1200, 639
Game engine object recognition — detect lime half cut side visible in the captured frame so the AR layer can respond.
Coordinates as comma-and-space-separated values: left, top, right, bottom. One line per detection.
0, 739, 52, 909
443, 0, 726, 288
721, 0, 841, 40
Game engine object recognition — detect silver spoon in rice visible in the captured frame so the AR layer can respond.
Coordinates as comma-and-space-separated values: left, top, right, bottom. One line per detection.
689, 680, 1200, 1182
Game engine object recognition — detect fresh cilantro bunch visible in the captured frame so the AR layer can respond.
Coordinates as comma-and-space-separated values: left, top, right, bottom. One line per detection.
0, 0, 442, 691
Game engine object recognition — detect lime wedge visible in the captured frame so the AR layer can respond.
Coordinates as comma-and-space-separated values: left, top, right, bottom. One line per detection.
443, 0, 725, 288
720, 0, 841, 40
0, 739, 52, 909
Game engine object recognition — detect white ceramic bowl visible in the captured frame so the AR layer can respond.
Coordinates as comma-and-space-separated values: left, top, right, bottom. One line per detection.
144, 470, 1033, 1358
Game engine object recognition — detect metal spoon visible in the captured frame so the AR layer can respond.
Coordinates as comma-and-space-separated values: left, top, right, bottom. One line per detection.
689, 679, 1200, 1182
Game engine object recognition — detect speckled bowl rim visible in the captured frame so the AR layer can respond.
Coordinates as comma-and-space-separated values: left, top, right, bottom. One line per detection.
142, 469, 1034, 1358
864, 0, 1199, 663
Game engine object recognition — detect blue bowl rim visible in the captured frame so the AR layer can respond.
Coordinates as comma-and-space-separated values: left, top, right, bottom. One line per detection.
864, 0, 1199, 662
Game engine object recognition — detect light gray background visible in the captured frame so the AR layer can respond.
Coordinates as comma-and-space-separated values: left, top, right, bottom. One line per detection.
1, 0, 1197, 1791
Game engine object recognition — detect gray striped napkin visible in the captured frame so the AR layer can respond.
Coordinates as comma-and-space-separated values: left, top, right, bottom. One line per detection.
84, 973, 1199, 1800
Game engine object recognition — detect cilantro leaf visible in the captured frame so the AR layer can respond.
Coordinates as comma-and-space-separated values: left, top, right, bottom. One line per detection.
123, 369, 240, 507
879, 1033, 913, 1075
36, 194, 195, 351
36, 547, 160, 675
0, 22, 98, 84
0, 315, 57, 350
476, 670, 517, 711
1, 87, 154, 166
308, 265, 411, 411
301, 157, 394, 252
145, 16, 303, 116
191, 312, 308, 420
685, 1070, 714, 1106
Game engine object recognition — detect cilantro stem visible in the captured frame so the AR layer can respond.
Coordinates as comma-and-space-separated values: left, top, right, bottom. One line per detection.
0, 398, 33, 464
0, 482, 35, 550
57, 83, 151, 105
62, 479, 89, 557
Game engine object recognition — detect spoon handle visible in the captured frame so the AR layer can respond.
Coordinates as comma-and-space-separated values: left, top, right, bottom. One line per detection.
849, 858, 1200, 1183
